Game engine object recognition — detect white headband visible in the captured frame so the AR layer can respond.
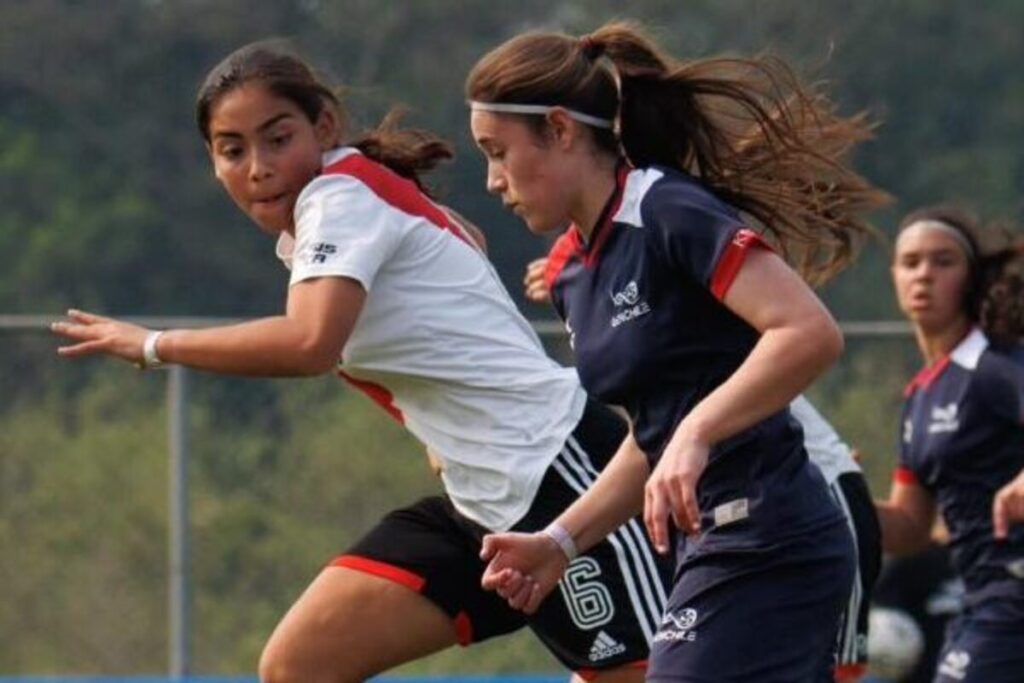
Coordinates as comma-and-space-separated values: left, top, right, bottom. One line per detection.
900, 219, 976, 261
468, 101, 614, 129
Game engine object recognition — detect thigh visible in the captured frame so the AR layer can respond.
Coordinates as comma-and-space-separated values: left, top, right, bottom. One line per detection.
260, 566, 457, 683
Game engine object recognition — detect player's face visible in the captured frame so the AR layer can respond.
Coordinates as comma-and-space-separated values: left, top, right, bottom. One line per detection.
471, 110, 576, 235
207, 84, 336, 236
892, 224, 971, 333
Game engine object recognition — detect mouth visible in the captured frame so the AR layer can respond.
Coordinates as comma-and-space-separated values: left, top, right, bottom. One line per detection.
253, 192, 288, 208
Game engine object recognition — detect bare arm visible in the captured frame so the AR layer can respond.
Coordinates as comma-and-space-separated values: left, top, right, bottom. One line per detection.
646, 249, 843, 546
876, 479, 937, 555
993, 467, 1024, 539
52, 276, 365, 377
480, 432, 650, 613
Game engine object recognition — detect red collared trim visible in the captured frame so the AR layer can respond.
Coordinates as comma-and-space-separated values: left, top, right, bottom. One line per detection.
323, 154, 470, 246
892, 466, 918, 485
834, 663, 867, 682
453, 611, 473, 646
709, 228, 772, 301
330, 555, 426, 592
580, 164, 630, 267
576, 660, 647, 681
903, 355, 951, 397
545, 231, 579, 291
337, 370, 404, 424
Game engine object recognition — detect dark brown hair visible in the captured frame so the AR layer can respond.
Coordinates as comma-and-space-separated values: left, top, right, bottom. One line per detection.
898, 205, 1024, 342
466, 21, 892, 284
196, 40, 452, 193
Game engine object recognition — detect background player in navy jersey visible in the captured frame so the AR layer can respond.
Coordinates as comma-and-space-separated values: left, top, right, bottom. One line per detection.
874, 205, 1024, 682
523, 257, 882, 682
50, 41, 677, 683
466, 20, 889, 683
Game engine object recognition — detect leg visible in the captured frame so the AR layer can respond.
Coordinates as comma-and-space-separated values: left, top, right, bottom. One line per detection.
259, 566, 458, 683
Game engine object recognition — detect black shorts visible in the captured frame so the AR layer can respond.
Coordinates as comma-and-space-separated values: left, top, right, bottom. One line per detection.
830, 470, 883, 676
335, 400, 674, 674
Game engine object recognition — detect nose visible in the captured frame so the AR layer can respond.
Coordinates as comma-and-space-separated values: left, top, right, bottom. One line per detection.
485, 164, 506, 195
248, 147, 273, 182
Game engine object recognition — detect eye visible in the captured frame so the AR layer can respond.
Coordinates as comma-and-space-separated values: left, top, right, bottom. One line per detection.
216, 144, 244, 162
269, 132, 293, 148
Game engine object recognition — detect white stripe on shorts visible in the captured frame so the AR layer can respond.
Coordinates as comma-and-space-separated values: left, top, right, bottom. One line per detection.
550, 436, 667, 643
829, 478, 864, 665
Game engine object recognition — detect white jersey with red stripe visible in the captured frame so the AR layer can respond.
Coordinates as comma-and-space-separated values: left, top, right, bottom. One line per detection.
275, 147, 586, 531
790, 395, 861, 486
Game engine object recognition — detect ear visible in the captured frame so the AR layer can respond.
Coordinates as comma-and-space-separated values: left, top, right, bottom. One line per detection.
545, 107, 579, 151
314, 107, 341, 151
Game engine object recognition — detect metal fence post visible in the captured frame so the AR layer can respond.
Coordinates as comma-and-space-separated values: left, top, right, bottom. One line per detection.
168, 365, 191, 677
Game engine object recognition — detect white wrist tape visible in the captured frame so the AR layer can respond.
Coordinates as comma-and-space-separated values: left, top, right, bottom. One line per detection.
141, 330, 166, 369
541, 521, 579, 562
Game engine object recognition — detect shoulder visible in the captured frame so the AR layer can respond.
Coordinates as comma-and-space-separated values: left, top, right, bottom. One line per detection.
619, 165, 739, 230
544, 230, 581, 290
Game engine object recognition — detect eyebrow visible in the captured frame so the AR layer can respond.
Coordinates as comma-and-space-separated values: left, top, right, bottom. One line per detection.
211, 112, 295, 140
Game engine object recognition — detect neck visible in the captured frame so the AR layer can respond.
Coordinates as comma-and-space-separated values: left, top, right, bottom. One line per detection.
914, 317, 972, 366
570, 156, 621, 243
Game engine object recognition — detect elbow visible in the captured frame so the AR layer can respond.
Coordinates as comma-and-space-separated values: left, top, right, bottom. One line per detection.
809, 313, 844, 373
293, 338, 342, 376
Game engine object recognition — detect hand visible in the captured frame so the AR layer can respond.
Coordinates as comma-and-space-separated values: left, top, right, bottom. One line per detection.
644, 433, 709, 552
480, 531, 568, 614
51, 309, 150, 365
993, 468, 1024, 539
523, 258, 551, 304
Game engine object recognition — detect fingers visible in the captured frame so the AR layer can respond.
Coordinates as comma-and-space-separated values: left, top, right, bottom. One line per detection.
55, 340, 110, 357
993, 492, 1008, 540
480, 534, 500, 561
645, 482, 671, 554
65, 309, 105, 324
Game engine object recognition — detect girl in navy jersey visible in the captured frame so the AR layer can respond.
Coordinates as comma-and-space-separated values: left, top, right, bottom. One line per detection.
50, 41, 677, 683
466, 21, 889, 683
876, 205, 1024, 682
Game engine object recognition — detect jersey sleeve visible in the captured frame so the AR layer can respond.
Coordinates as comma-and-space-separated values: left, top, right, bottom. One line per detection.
644, 182, 770, 300
976, 347, 1024, 425
288, 174, 404, 290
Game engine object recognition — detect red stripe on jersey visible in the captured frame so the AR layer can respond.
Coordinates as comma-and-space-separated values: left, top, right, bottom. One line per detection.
545, 231, 580, 291
710, 228, 771, 301
903, 356, 951, 397
892, 466, 918, 485
453, 611, 473, 646
330, 555, 427, 592
834, 663, 867, 682
582, 164, 630, 267
323, 154, 471, 246
338, 370, 404, 424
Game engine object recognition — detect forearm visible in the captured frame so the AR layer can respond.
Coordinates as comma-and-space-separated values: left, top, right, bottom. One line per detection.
158, 316, 337, 377
680, 323, 840, 446
875, 500, 933, 556
555, 433, 650, 554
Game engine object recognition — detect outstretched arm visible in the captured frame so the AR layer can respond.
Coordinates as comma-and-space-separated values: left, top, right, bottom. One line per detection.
51, 276, 365, 377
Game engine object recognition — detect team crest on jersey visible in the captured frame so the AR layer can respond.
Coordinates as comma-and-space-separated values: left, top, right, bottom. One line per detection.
654, 607, 698, 643
610, 280, 651, 328
927, 403, 960, 434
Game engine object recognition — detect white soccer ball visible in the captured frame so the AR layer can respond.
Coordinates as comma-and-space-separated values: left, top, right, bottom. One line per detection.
867, 607, 926, 680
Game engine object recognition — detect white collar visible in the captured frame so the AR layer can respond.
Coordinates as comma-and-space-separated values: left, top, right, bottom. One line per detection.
949, 327, 989, 370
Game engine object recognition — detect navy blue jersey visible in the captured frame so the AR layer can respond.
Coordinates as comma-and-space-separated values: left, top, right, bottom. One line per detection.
545, 165, 843, 552
898, 328, 1024, 622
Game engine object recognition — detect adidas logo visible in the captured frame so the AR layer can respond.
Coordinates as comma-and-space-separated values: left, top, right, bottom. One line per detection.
589, 630, 626, 662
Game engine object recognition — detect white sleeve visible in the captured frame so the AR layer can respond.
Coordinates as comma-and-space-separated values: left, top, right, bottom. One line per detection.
288, 175, 403, 290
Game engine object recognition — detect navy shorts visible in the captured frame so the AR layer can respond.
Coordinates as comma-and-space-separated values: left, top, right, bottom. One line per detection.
336, 400, 674, 675
933, 615, 1024, 683
648, 520, 855, 683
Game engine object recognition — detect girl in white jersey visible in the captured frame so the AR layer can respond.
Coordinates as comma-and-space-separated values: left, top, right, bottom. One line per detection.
51, 41, 674, 683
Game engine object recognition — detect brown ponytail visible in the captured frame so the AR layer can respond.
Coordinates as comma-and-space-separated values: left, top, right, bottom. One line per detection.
467, 21, 892, 284
196, 40, 451, 195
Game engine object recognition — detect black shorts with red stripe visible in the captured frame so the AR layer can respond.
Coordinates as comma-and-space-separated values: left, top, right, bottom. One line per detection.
334, 400, 674, 675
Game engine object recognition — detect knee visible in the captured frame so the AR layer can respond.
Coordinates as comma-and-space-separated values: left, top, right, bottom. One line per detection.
259, 639, 359, 683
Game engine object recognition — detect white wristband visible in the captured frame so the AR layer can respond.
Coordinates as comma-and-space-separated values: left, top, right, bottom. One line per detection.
541, 521, 579, 562
141, 330, 166, 370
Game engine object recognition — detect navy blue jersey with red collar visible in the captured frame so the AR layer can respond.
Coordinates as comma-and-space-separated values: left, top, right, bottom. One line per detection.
897, 328, 1024, 622
545, 164, 843, 551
